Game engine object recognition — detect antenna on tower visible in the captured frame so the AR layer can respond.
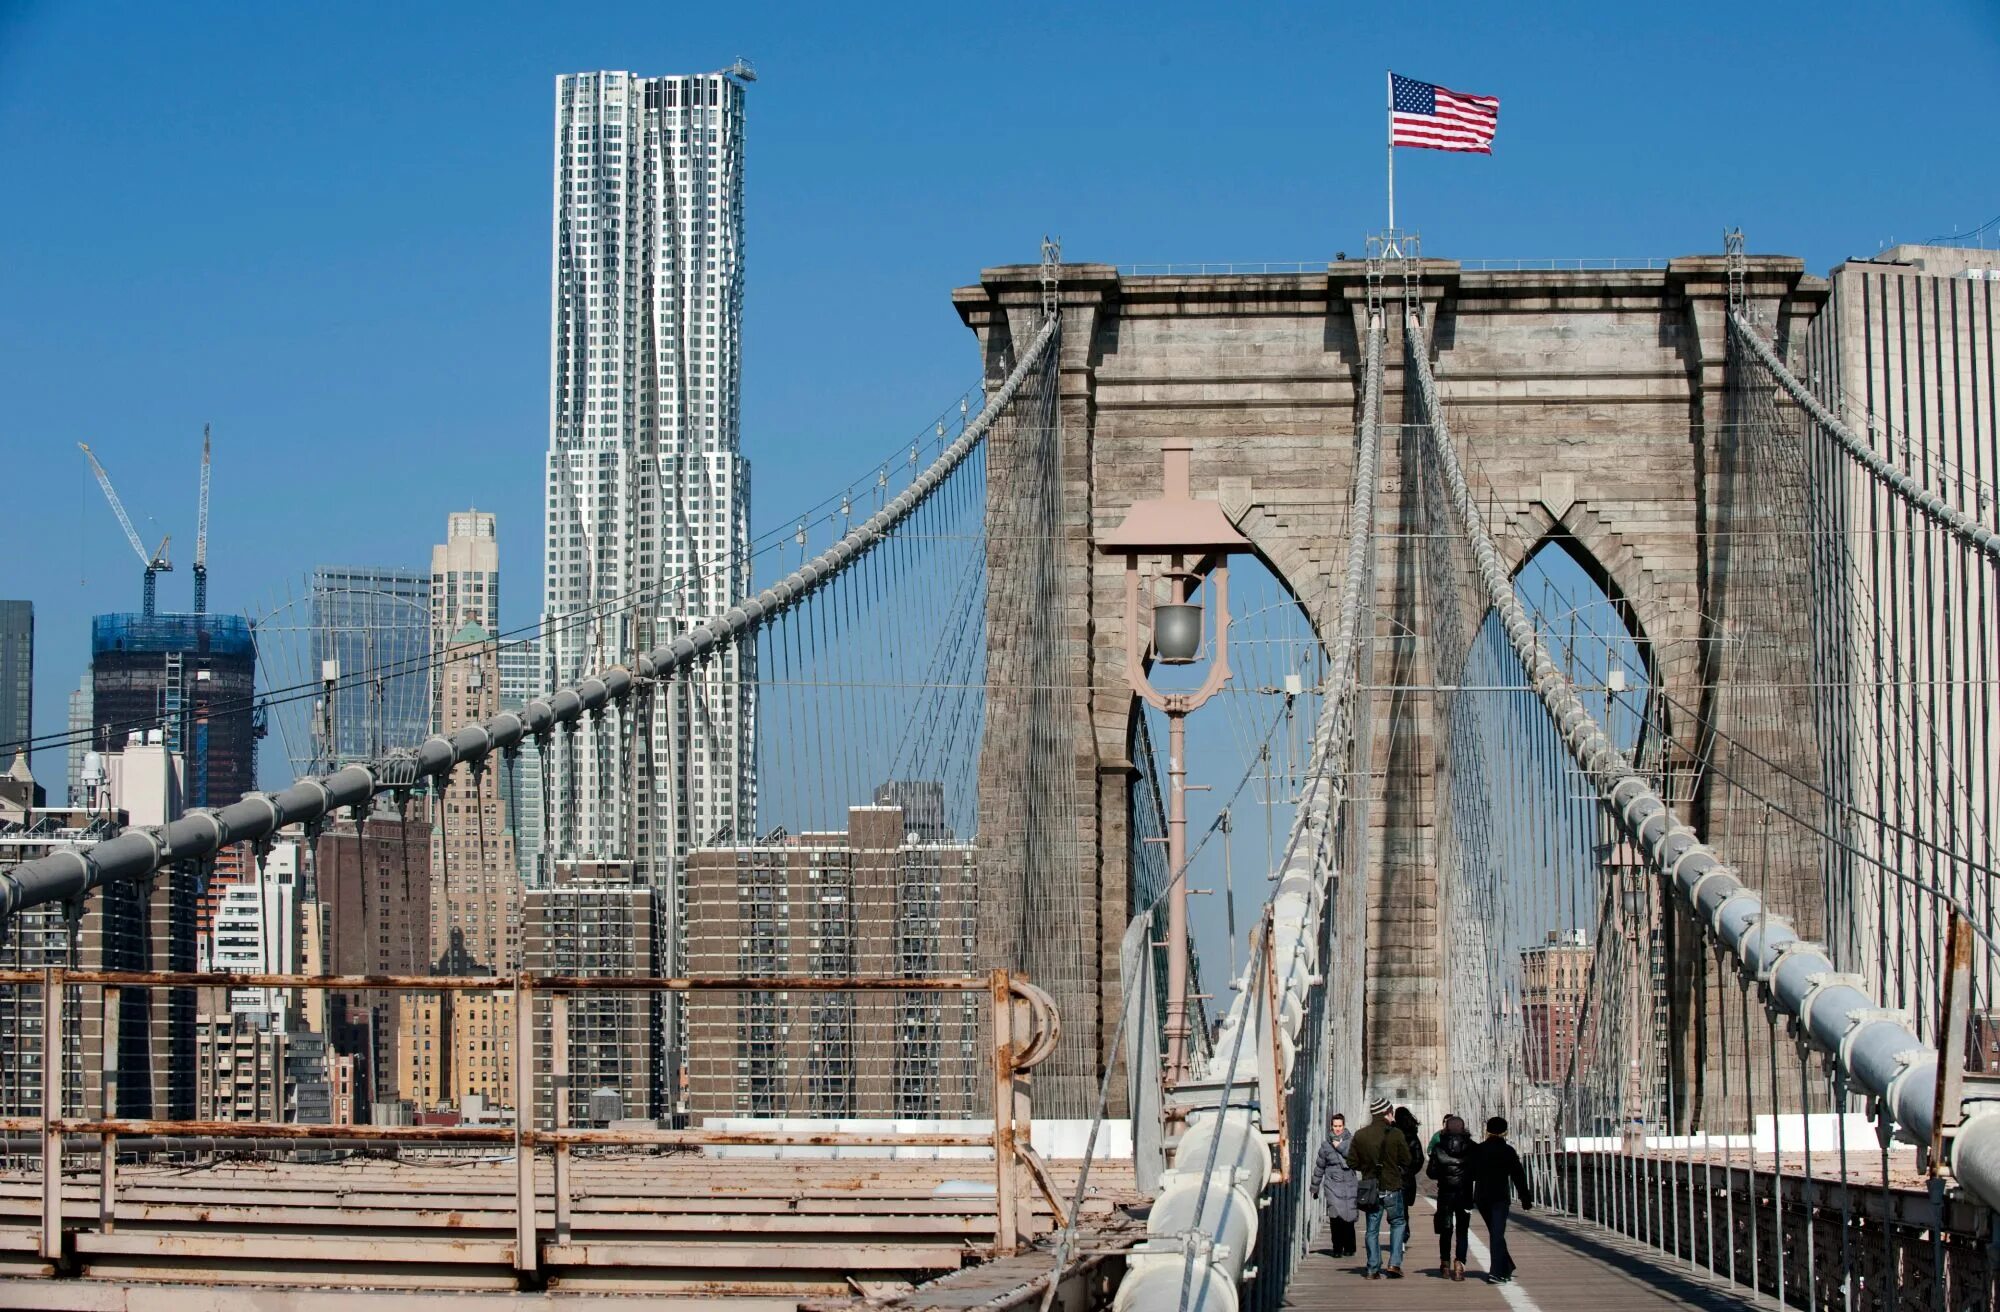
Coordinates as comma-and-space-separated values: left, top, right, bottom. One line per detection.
1724, 227, 1748, 317
1040, 235, 1061, 319
194, 424, 212, 614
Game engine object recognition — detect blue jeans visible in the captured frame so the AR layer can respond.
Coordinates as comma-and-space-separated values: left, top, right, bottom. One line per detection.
1363, 1191, 1408, 1273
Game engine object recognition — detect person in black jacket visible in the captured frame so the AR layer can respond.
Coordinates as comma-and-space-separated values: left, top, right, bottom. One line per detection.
1470, 1116, 1533, 1283
1392, 1106, 1425, 1207
1425, 1114, 1476, 1280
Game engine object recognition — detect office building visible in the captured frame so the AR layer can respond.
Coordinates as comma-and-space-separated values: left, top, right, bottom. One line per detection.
523, 861, 655, 1124
329, 1053, 359, 1125
316, 812, 432, 1111
431, 511, 500, 657
310, 567, 431, 767
0, 743, 189, 1125
544, 73, 755, 1064
1805, 245, 2000, 1013
87, 611, 250, 1120
682, 802, 980, 1119
65, 674, 90, 808
498, 640, 546, 889
0, 793, 129, 1127
1520, 930, 1595, 1085
431, 621, 520, 974
207, 838, 305, 1021
194, 844, 256, 968
395, 989, 515, 1115
0, 602, 29, 773
193, 1018, 331, 1124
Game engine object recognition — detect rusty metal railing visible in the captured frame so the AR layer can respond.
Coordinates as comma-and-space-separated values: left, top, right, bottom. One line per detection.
0, 965, 1062, 1273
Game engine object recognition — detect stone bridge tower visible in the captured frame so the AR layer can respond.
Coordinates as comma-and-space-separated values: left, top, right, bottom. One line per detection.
957, 255, 1827, 1120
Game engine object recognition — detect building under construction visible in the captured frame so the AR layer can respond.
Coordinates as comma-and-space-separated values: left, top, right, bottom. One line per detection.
90, 613, 256, 811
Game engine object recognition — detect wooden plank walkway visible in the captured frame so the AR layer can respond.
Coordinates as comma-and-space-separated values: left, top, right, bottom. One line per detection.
1285, 1201, 1766, 1312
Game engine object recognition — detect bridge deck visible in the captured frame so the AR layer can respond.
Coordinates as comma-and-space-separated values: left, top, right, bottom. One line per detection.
0, 1153, 1139, 1304
1286, 1203, 1762, 1312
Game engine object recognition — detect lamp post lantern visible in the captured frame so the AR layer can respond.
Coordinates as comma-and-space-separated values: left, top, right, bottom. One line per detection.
1101, 436, 1250, 1088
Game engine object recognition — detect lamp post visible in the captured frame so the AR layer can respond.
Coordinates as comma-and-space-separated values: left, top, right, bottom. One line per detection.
1101, 437, 1250, 1088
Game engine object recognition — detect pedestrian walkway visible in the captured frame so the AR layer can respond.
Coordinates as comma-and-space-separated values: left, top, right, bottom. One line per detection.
1284, 1202, 1765, 1311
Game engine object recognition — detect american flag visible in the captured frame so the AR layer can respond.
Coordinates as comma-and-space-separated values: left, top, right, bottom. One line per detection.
1391, 73, 1499, 154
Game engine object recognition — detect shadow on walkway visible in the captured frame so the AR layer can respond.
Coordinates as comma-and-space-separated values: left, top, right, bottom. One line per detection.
1510, 1209, 1764, 1311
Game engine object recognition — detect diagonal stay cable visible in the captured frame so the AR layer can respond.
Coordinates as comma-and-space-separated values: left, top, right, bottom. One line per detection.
1407, 303, 2000, 1212
0, 311, 1063, 920
1730, 309, 2000, 560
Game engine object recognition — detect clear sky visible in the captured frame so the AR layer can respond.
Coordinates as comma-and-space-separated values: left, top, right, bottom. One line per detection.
3, 0, 1995, 786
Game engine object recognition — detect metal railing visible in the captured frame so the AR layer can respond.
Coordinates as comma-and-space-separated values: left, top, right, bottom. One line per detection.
1455, 257, 1669, 271
1114, 258, 1670, 276
1118, 262, 1329, 276
0, 965, 1063, 1273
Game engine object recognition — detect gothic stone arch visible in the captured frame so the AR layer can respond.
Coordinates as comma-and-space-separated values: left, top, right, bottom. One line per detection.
956, 257, 1826, 1120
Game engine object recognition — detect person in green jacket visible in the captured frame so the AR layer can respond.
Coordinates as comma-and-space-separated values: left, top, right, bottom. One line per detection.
1348, 1096, 1411, 1278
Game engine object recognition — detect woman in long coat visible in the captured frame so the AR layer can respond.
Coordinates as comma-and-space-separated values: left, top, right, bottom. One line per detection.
1310, 1110, 1360, 1257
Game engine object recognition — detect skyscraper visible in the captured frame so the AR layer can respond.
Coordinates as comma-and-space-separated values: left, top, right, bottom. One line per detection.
429, 511, 520, 974
497, 640, 546, 889
431, 620, 519, 974
544, 70, 755, 1038
65, 674, 90, 808
316, 812, 432, 1112
309, 567, 431, 767
430, 511, 499, 655
0, 601, 30, 771
1805, 244, 2000, 1012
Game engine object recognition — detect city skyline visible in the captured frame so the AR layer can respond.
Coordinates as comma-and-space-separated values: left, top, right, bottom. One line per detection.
1, 8, 1997, 1301
6, 2, 1994, 789
0, 9, 1994, 1061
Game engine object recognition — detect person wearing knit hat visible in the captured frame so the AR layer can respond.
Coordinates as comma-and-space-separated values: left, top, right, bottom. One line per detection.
1347, 1097, 1410, 1278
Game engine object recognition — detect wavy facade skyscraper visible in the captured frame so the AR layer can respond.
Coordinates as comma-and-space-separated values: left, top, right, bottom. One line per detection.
543, 71, 754, 1101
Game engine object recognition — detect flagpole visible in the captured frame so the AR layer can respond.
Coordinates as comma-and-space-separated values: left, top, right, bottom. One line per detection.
1385, 70, 1395, 230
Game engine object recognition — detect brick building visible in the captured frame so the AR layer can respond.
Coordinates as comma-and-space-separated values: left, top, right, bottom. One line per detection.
682, 803, 979, 1119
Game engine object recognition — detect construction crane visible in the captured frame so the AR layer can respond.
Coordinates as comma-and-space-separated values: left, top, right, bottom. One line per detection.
79, 442, 173, 617
193, 424, 212, 614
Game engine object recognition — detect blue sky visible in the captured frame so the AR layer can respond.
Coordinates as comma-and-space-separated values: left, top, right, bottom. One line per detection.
3, 0, 1995, 789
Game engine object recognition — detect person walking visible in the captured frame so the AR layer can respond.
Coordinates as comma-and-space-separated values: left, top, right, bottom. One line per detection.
1427, 1111, 1455, 1158
1310, 1111, 1360, 1258
1471, 1115, 1533, 1284
1349, 1096, 1411, 1279
1426, 1114, 1477, 1280
1393, 1106, 1425, 1209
